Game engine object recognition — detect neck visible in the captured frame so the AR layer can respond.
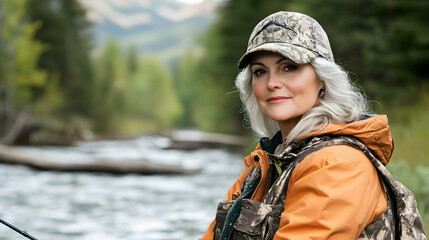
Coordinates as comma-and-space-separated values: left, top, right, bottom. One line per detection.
278, 116, 301, 141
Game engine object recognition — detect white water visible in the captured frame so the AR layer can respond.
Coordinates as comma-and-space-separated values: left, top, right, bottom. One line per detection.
0, 135, 245, 240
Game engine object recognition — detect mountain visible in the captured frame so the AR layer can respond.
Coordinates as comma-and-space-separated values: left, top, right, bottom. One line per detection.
79, 0, 221, 64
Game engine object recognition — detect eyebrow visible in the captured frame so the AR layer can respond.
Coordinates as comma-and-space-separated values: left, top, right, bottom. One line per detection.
250, 57, 289, 67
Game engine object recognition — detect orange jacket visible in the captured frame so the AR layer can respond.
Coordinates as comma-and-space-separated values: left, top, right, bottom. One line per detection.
200, 115, 393, 240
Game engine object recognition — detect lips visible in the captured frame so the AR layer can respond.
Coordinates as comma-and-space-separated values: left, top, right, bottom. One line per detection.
267, 96, 290, 103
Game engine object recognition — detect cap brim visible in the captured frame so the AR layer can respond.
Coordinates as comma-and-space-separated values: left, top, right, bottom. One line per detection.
237, 43, 318, 69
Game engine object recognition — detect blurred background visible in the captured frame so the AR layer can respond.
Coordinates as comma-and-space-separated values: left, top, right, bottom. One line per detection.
0, 0, 428, 239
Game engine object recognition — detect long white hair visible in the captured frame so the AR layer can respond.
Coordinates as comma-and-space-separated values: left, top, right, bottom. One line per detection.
235, 57, 370, 145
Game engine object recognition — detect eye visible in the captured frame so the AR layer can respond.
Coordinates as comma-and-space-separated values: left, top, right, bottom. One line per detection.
283, 64, 297, 71
252, 68, 266, 76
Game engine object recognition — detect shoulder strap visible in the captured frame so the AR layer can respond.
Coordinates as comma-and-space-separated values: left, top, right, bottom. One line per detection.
264, 135, 343, 205
291, 135, 427, 239
264, 135, 353, 204
265, 135, 426, 239
333, 136, 427, 239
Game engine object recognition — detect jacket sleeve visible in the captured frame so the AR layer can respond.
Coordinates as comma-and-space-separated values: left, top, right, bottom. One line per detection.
273, 145, 387, 240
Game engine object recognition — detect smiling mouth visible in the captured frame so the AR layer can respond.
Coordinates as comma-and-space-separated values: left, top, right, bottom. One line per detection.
267, 96, 290, 103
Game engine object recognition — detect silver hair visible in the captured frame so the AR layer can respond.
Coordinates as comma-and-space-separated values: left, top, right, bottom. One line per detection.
235, 57, 370, 145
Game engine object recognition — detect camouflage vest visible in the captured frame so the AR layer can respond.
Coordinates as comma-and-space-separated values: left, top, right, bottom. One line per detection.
213, 135, 427, 240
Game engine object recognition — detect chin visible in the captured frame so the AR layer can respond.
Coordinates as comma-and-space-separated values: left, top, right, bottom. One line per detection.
266, 113, 303, 124
266, 114, 292, 122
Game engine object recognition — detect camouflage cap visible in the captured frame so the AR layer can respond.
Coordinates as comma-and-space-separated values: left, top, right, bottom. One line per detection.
238, 11, 334, 69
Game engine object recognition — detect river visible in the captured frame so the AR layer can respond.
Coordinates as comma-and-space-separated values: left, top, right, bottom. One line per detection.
0, 135, 245, 240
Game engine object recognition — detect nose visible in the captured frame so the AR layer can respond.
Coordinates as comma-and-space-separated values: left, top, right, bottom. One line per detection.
267, 72, 282, 90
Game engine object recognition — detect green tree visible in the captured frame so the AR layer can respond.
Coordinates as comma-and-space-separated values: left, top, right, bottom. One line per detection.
92, 41, 182, 133
136, 56, 183, 128
26, 0, 94, 115
0, 0, 49, 116
126, 45, 139, 75
174, 50, 202, 127
92, 40, 128, 133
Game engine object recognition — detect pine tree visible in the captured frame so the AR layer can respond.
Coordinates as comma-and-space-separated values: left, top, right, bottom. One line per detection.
26, 0, 94, 116
0, 0, 49, 136
92, 40, 126, 133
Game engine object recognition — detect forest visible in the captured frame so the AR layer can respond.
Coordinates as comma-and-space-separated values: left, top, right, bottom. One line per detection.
1, 0, 429, 232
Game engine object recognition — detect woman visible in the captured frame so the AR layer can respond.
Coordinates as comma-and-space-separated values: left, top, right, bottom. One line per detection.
200, 11, 420, 240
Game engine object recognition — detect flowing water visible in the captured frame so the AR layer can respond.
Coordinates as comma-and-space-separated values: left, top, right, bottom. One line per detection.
0, 135, 245, 240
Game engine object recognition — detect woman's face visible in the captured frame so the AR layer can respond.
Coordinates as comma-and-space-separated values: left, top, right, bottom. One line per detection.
251, 51, 323, 129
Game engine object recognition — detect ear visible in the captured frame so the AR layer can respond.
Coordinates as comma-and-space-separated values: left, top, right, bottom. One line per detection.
319, 79, 325, 91
318, 80, 326, 98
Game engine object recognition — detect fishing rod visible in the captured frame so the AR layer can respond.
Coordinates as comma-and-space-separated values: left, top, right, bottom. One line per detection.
0, 217, 38, 240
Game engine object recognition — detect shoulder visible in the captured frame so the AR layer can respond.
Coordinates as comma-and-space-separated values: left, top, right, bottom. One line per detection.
279, 145, 387, 239
290, 144, 377, 185
302, 144, 372, 168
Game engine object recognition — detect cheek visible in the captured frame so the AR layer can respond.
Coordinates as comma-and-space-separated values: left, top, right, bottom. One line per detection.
252, 81, 265, 101
291, 74, 322, 104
